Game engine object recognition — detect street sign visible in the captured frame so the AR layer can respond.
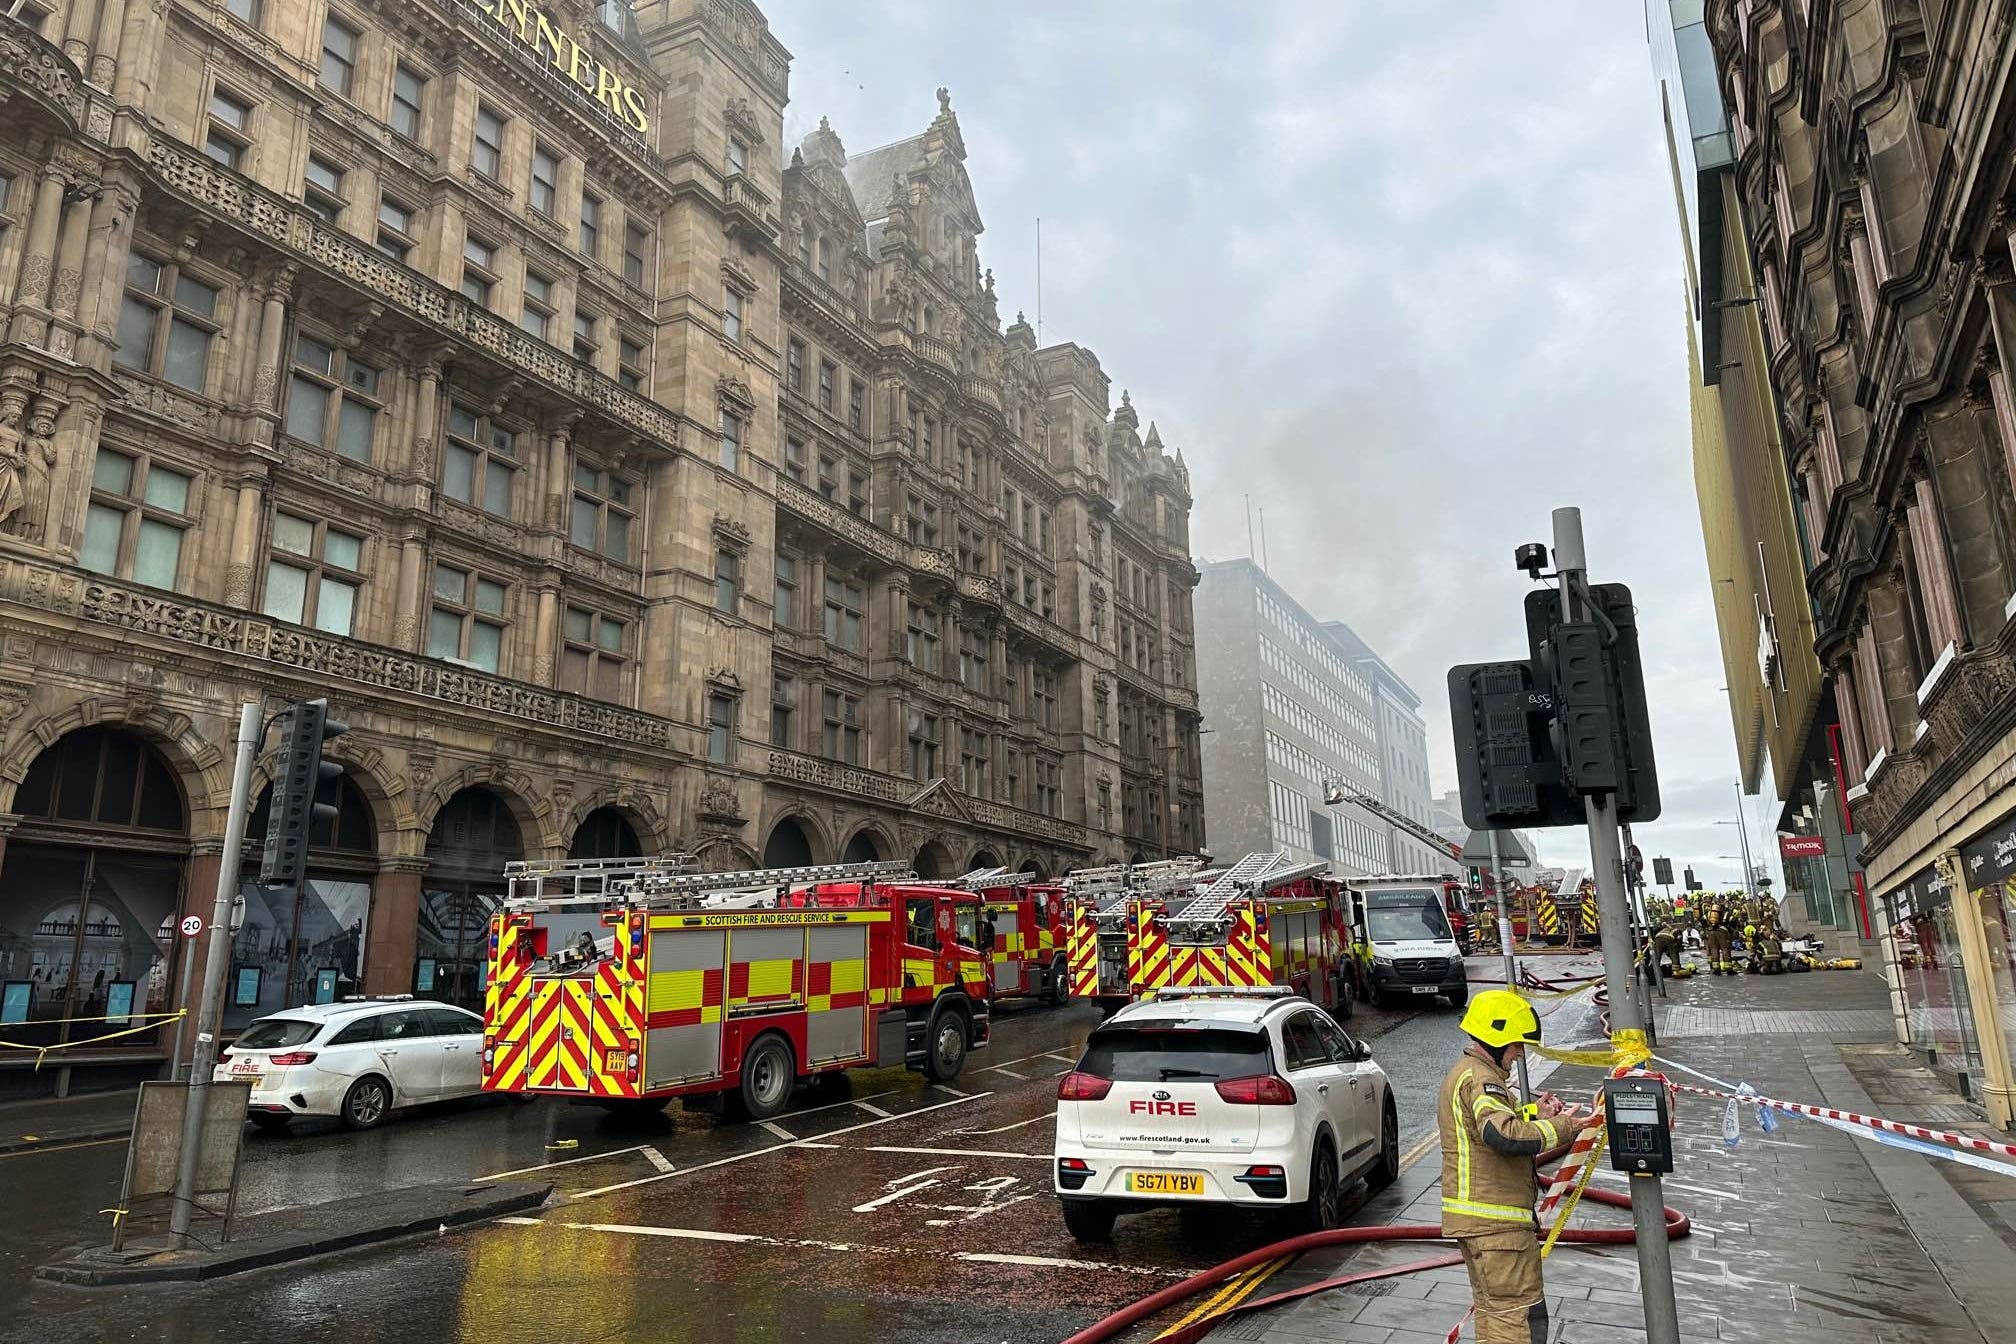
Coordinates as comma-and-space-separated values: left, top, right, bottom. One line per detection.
179, 915, 204, 938
1779, 835, 1826, 859
1652, 856, 1674, 886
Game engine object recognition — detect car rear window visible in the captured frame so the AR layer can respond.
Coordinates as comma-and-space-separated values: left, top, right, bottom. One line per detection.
1079, 1027, 1272, 1082
235, 1018, 320, 1049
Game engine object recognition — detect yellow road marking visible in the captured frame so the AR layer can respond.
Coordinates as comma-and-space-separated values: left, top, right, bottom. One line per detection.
0, 1136, 127, 1160
1398, 1130, 1439, 1172
1158, 1255, 1287, 1338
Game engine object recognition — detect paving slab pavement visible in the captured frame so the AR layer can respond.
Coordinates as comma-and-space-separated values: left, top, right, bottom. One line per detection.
1201, 964, 2016, 1344
0, 1087, 136, 1154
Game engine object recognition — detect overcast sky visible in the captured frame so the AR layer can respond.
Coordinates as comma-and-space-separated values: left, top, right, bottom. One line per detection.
769, 0, 1783, 891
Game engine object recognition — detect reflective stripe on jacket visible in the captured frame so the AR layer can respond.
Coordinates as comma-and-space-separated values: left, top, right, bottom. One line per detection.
1437, 1045, 1559, 1236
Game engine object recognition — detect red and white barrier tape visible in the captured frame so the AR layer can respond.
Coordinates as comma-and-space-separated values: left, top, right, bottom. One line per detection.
1664, 1080, 2016, 1161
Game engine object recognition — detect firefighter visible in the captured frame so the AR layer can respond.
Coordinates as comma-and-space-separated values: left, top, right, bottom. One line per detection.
1475, 898, 1500, 951
1438, 989, 1598, 1344
1755, 914, 1785, 974
1702, 897, 1733, 975
1651, 917, 1683, 977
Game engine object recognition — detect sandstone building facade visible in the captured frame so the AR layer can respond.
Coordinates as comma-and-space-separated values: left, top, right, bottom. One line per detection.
0, 0, 1201, 1090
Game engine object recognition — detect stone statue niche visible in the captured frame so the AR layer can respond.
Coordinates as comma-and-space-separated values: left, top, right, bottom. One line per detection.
0, 389, 59, 543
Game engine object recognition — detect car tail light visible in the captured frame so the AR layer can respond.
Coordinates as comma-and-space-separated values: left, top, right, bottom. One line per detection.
1058, 1157, 1090, 1171
1242, 1164, 1285, 1178
1214, 1074, 1296, 1105
1057, 1071, 1113, 1101
267, 1051, 318, 1067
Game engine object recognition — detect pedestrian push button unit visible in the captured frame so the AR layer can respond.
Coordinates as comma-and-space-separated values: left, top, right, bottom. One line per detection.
1602, 1077, 1673, 1175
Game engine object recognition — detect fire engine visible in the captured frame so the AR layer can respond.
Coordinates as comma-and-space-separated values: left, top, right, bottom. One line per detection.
479, 858, 992, 1121
936, 868, 1072, 1005
1064, 852, 1349, 1015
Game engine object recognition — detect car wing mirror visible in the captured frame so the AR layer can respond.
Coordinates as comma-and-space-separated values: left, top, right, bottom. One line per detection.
1353, 1040, 1374, 1063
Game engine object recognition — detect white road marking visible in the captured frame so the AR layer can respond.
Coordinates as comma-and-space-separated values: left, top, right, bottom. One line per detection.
853, 1100, 893, 1118
787, 1089, 900, 1120
795, 1141, 841, 1149
495, 1216, 545, 1225
865, 1144, 1049, 1161
641, 1147, 676, 1174
852, 1176, 944, 1213
1044, 1052, 1077, 1063
476, 1144, 651, 1181
566, 1091, 992, 1201
957, 1113, 1054, 1135
538, 1219, 1186, 1277
930, 1083, 971, 1098
759, 1121, 798, 1142
983, 1066, 1028, 1079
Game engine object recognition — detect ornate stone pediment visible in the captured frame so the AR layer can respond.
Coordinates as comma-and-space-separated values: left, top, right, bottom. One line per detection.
905, 777, 973, 824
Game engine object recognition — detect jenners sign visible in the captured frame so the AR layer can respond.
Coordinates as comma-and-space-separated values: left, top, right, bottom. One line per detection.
458, 0, 651, 137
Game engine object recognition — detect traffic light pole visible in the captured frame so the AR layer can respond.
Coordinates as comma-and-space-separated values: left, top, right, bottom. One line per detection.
169, 701, 260, 1248
1485, 827, 1532, 1102
1553, 507, 1679, 1344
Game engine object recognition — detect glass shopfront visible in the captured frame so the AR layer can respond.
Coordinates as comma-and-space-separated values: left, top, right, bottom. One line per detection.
0, 729, 189, 1050
417, 788, 523, 1012
1888, 866, 1984, 1085
1958, 818, 2016, 1103
223, 779, 378, 1030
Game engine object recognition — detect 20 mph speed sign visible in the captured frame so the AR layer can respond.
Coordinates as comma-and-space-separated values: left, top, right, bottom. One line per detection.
179, 915, 204, 938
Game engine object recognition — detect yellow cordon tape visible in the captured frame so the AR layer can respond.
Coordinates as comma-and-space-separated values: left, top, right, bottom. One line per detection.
0, 1010, 187, 1069
1529, 1028, 1651, 1071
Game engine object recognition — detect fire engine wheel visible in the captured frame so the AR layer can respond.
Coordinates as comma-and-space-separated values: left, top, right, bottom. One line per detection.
731, 1033, 796, 1122
1043, 956, 1068, 1006
924, 1003, 969, 1082
1331, 972, 1353, 1021
340, 1075, 393, 1131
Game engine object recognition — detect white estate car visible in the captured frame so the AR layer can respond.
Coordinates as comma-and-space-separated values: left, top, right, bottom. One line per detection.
1053, 989, 1399, 1241
215, 998, 485, 1132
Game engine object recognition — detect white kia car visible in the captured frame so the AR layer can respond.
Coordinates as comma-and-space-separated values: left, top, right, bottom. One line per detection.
215, 998, 486, 1132
1053, 988, 1398, 1240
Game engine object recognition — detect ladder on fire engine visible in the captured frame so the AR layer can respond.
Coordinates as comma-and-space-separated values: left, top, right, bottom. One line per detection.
905, 867, 1035, 892
503, 859, 915, 912
1062, 858, 1206, 915
1324, 789, 1461, 872
1167, 851, 1330, 925
503, 854, 699, 903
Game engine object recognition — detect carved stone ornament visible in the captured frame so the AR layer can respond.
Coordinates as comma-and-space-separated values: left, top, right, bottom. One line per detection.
712, 513, 753, 546
717, 375, 756, 413
706, 668, 744, 694
721, 255, 758, 296
0, 390, 31, 538
724, 96, 764, 146
696, 776, 747, 826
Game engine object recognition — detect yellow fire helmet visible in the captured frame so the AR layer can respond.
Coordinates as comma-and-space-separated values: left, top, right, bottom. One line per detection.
1460, 987, 1543, 1049
1744, 924, 1757, 938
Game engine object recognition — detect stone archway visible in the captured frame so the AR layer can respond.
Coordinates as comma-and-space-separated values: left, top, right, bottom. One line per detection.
570, 806, 644, 859
969, 848, 1002, 872
1, 726, 192, 1049
418, 787, 525, 1010
1019, 857, 1049, 880
914, 839, 955, 879
842, 828, 885, 865
764, 815, 817, 868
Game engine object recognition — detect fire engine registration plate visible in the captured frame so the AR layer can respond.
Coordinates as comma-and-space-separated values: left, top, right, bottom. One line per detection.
604, 1048, 626, 1073
1125, 1171, 1204, 1196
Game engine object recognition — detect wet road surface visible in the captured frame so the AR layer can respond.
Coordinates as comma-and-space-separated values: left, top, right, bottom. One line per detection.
0, 957, 1603, 1344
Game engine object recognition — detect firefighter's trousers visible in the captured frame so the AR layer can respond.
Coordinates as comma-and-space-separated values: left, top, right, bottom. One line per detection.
1458, 1227, 1547, 1344
1704, 927, 1732, 971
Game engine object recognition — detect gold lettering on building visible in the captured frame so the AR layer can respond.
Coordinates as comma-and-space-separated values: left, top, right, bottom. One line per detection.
460, 0, 652, 137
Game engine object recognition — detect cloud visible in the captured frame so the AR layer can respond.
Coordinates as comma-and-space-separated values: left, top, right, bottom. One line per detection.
768, 0, 1772, 889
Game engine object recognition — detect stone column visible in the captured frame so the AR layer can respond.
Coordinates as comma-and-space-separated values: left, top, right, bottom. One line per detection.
76, 180, 138, 368
542, 420, 575, 535
364, 861, 426, 997
45, 188, 94, 360
223, 474, 265, 609
533, 581, 560, 685
8, 170, 69, 346
246, 270, 294, 439
91, 0, 129, 87
393, 528, 427, 650
0, 813, 16, 878
54, 0, 89, 68
404, 360, 443, 483
1939, 851, 2016, 1129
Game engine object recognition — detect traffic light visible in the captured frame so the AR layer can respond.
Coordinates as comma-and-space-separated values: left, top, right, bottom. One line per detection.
260, 698, 349, 889
1448, 660, 1587, 830
1524, 583, 1661, 822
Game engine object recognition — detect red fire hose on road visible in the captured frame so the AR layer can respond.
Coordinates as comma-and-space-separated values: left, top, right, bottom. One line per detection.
1060, 1184, 1690, 1344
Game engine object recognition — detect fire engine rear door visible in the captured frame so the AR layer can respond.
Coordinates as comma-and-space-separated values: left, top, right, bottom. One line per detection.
645, 927, 726, 1089
993, 908, 1024, 995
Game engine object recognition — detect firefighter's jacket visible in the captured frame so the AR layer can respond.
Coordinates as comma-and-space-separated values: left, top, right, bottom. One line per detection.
1438, 1046, 1560, 1237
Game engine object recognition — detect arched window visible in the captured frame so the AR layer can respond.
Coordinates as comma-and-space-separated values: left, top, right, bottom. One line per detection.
14, 727, 185, 831
571, 807, 643, 859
